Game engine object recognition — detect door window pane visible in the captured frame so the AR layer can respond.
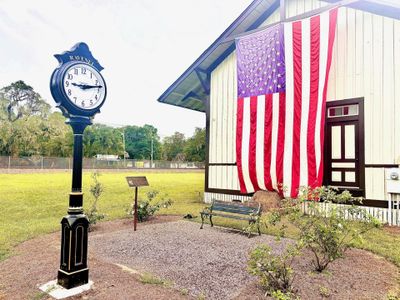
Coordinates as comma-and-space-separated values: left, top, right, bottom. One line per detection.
331, 126, 341, 159
345, 172, 356, 182
332, 171, 342, 182
328, 104, 358, 118
345, 125, 355, 159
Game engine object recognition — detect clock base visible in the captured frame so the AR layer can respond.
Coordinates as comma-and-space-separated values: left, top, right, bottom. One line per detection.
57, 213, 89, 290
57, 268, 89, 289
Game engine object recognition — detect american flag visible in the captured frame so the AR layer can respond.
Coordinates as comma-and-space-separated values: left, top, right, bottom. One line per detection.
235, 8, 338, 198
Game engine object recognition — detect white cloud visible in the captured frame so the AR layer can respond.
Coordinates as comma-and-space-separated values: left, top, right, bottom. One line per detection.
0, 0, 250, 136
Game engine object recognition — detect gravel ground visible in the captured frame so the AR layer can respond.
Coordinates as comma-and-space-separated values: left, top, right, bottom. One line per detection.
90, 220, 289, 299
1, 217, 397, 299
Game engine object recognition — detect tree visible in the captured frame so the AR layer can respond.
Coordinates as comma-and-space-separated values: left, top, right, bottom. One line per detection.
0, 112, 73, 157
124, 124, 161, 160
41, 112, 73, 157
0, 81, 53, 156
184, 127, 205, 162
0, 81, 50, 122
161, 132, 186, 161
83, 124, 124, 157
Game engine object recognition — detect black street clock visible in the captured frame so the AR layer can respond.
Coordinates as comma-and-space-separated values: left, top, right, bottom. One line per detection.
50, 42, 107, 118
50, 42, 107, 290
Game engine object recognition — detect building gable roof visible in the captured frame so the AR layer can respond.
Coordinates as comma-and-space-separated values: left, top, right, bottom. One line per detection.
157, 0, 400, 113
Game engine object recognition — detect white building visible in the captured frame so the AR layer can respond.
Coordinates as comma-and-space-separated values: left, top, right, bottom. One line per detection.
158, 0, 400, 208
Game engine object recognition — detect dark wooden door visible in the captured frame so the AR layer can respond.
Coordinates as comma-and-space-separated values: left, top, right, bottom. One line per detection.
324, 98, 365, 197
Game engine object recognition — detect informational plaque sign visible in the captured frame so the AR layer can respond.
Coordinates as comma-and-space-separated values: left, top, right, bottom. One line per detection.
126, 176, 149, 187
126, 176, 149, 231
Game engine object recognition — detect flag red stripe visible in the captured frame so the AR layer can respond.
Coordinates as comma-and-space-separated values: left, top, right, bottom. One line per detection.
249, 96, 260, 191
236, 97, 246, 193
291, 21, 302, 198
318, 8, 338, 183
276, 92, 286, 196
264, 94, 273, 190
307, 15, 320, 188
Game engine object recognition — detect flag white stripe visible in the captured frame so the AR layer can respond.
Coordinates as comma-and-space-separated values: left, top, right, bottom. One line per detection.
315, 11, 330, 178
270, 93, 280, 190
283, 22, 294, 197
241, 98, 253, 192
256, 95, 267, 190
299, 18, 311, 188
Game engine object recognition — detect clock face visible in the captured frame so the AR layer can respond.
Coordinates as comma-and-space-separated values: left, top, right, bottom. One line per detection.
62, 63, 106, 110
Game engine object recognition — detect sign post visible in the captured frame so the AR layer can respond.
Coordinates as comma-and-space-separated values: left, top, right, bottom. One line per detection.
50, 42, 107, 289
126, 176, 149, 231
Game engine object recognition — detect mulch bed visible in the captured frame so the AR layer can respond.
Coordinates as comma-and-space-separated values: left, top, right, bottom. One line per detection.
0, 216, 398, 299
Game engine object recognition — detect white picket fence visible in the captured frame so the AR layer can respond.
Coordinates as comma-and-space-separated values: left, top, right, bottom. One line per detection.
301, 198, 400, 226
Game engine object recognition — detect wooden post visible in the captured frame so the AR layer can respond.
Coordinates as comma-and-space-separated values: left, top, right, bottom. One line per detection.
134, 187, 138, 231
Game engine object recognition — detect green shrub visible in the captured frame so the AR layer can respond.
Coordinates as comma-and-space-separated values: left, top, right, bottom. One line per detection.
85, 172, 105, 230
248, 243, 300, 297
127, 190, 172, 222
271, 290, 299, 300
289, 186, 380, 272
319, 285, 331, 298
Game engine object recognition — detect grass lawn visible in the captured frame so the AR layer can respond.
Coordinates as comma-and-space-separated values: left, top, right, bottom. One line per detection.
1, 171, 400, 270
0, 171, 205, 261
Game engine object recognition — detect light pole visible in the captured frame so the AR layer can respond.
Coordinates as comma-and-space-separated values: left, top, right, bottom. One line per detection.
150, 135, 153, 168
120, 130, 126, 167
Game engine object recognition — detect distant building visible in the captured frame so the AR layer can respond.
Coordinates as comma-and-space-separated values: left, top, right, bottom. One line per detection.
95, 154, 119, 161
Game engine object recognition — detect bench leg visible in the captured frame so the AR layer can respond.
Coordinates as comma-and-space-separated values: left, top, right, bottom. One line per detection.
210, 215, 213, 227
200, 213, 204, 229
257, 222, 261, 236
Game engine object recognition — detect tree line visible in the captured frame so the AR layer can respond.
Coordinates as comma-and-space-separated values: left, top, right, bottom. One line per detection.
0, 81, 205, 161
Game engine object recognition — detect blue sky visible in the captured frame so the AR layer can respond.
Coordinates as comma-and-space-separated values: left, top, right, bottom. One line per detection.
0, 0, 250, 137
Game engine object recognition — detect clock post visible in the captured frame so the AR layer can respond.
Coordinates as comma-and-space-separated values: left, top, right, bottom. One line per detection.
57, 117, 91, 289
50, 43, 107, 289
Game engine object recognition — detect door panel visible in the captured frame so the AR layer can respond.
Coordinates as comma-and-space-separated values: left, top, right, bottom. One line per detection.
327, 121, 359, 187
344, 125, 355, 159
324, 99, 365, 197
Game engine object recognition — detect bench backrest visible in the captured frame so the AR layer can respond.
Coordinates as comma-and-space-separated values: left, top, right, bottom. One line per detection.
211, 200, 261, 215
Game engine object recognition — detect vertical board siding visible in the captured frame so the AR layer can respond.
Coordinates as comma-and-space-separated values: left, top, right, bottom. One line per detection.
209, 166, 239, 190
208, 0, 400, 199
209, 52, 237, 164
204, 192, 252, 203
365, 168, 385, 200
395, 22, 400, 164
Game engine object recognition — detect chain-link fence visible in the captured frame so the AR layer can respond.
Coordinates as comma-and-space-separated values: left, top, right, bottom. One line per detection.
0, 156, 205, 170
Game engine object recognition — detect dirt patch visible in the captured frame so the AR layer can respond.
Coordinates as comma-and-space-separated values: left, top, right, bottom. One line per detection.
0, 216, 398, 300
0, 216, 186, 300
383, 224, 400, 235
237, 248, 399, 299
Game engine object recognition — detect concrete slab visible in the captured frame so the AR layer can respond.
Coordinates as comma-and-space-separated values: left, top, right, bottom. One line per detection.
39, 280, 93, 299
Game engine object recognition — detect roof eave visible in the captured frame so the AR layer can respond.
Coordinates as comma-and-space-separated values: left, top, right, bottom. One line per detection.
157, 0, 267, 104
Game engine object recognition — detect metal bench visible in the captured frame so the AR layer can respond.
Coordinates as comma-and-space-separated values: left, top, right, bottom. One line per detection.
200, 199, 262, 237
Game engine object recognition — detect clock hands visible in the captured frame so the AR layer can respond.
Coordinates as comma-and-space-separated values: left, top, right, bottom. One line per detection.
71, 82, 103, 90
